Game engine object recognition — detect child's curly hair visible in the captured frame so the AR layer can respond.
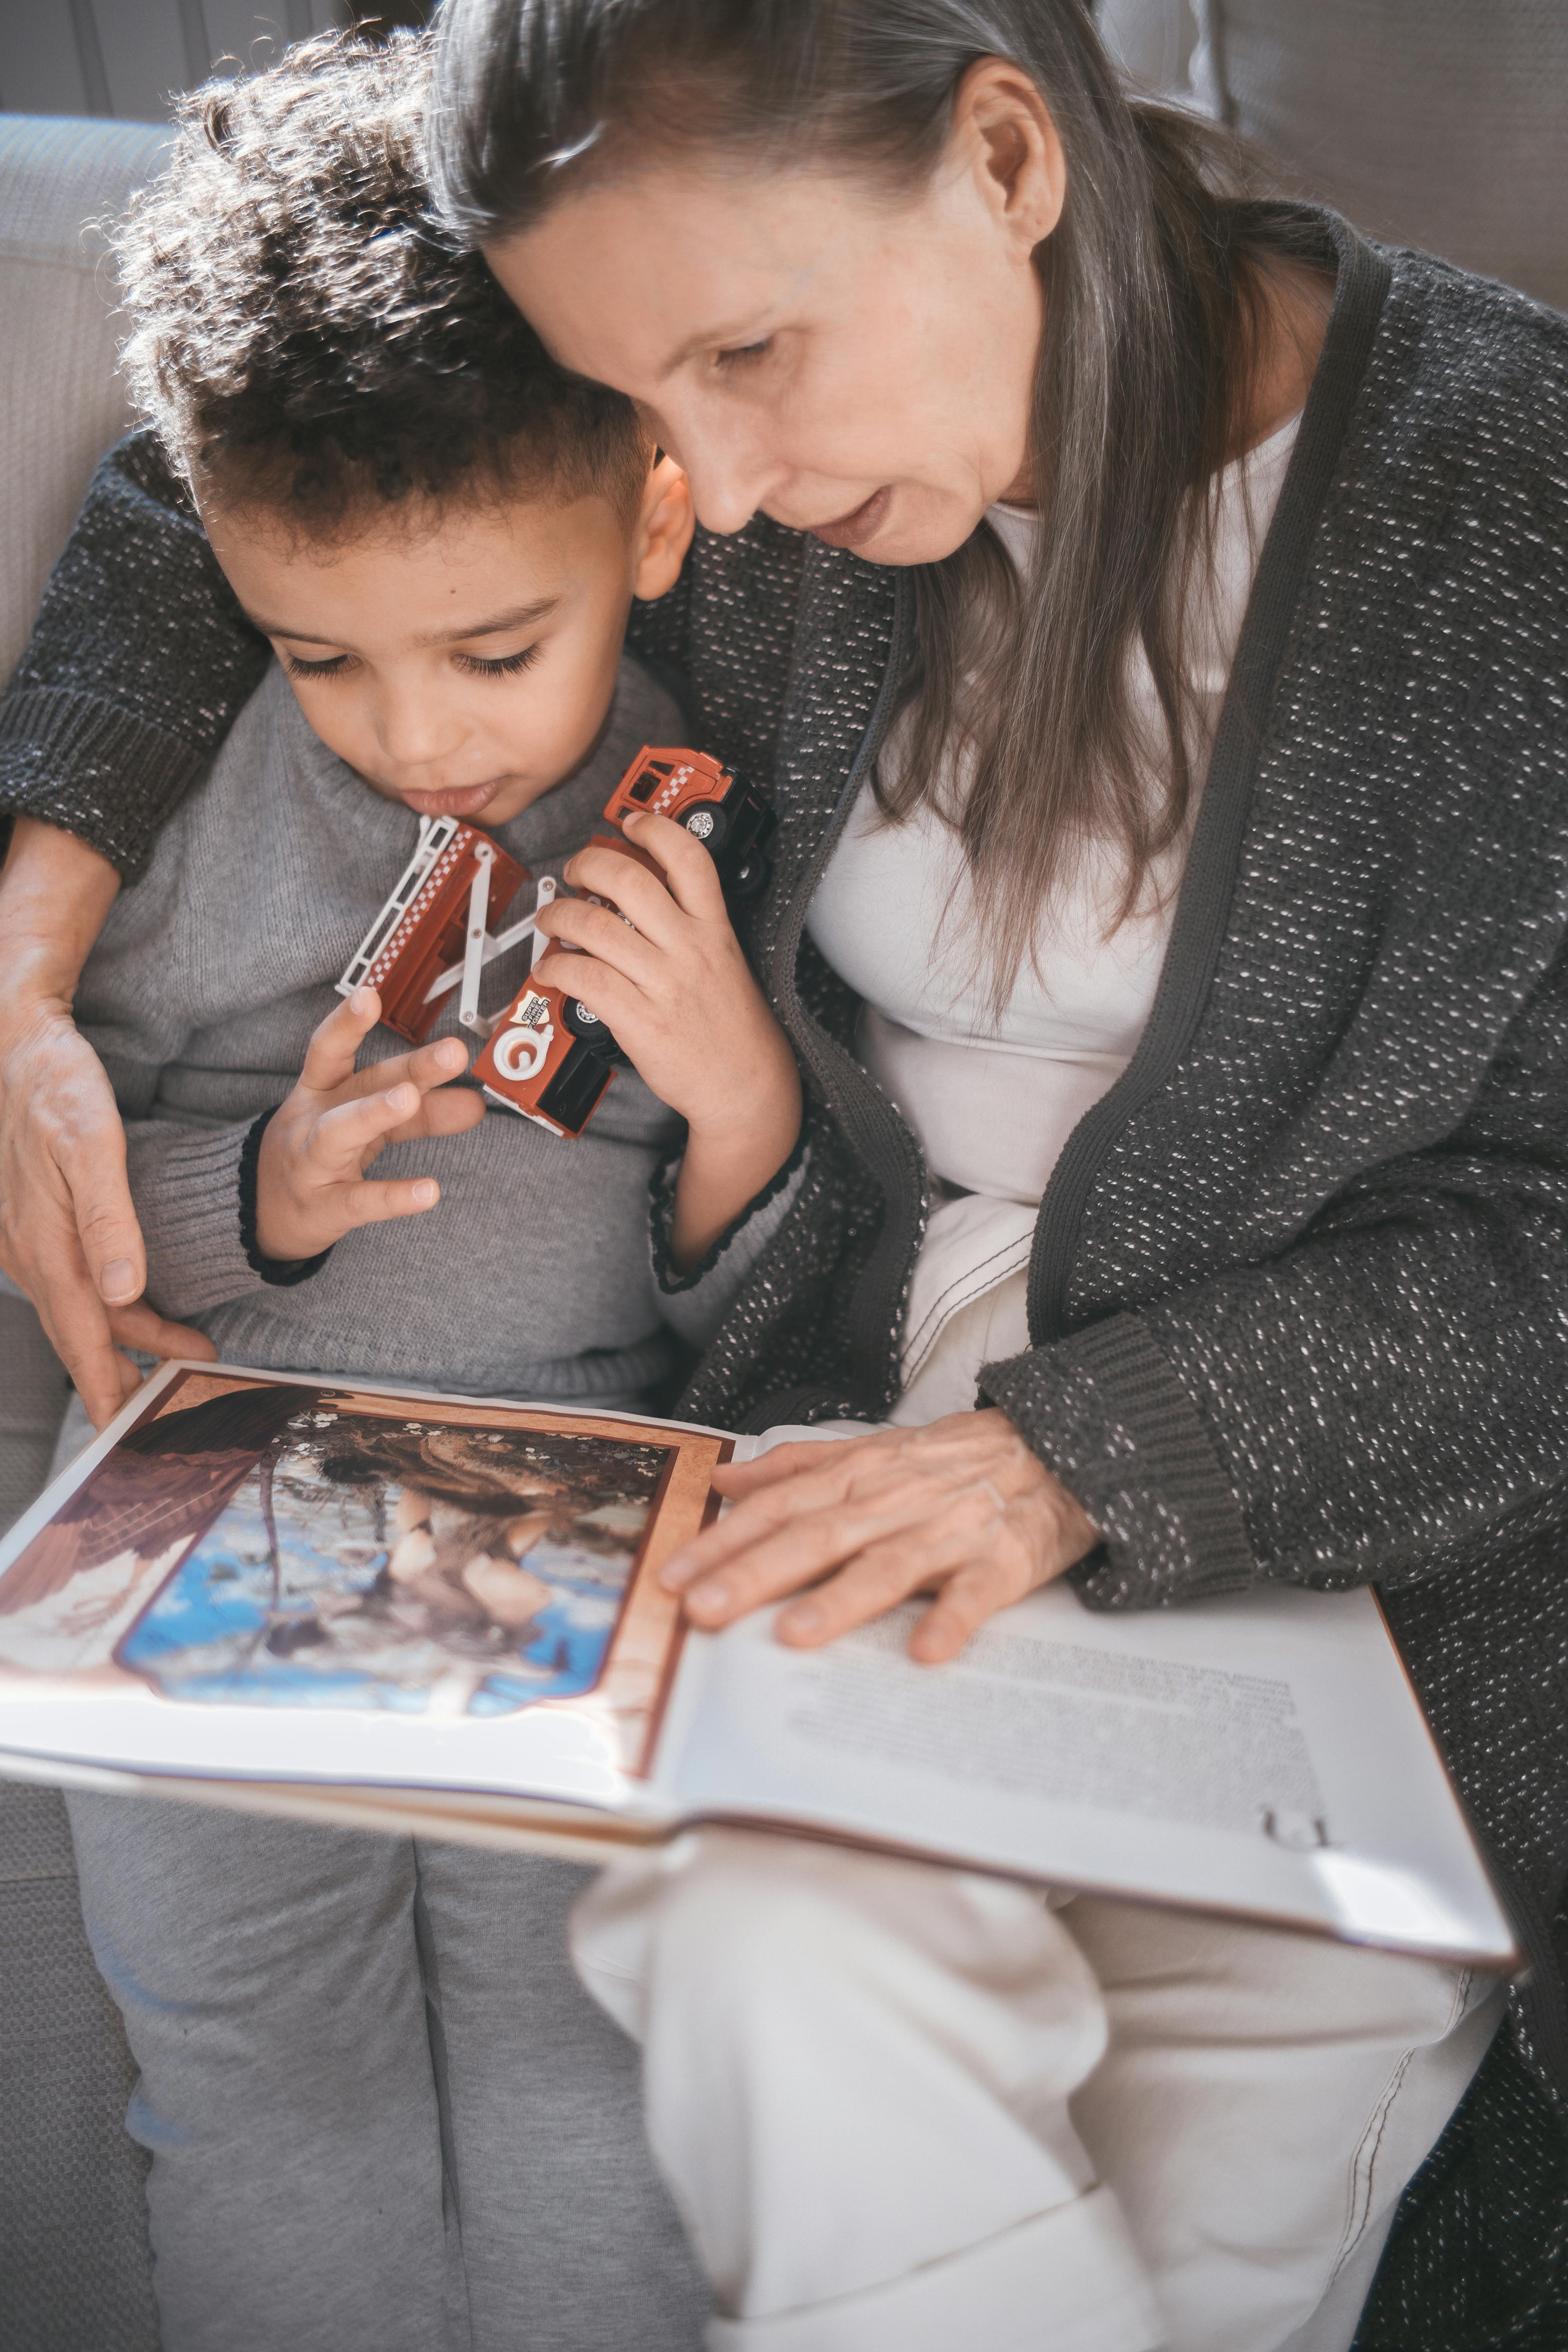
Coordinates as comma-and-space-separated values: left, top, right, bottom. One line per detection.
113, 28, 650, 530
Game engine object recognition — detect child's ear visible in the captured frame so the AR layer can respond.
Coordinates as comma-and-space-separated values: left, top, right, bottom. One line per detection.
631, 455, 695, 602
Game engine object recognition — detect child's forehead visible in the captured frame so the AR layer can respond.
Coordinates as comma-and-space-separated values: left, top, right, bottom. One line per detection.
208, 480, 634, 637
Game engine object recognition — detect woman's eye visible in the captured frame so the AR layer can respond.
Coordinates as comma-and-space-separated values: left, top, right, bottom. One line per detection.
282, 650, 352, 679
455, 644, 541, 679
713, 338, 772, 372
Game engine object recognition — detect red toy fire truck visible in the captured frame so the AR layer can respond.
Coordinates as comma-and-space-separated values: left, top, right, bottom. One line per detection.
601, 745, 773, 898
337, 745, 771, 1137
471, 925, 621, 1137
336, 817, 530, 1045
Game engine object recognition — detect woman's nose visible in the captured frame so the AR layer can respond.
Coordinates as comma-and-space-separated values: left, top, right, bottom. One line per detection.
666, 403, 789, 538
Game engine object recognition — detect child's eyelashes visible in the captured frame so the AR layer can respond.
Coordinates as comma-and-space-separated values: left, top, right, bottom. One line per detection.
282, 650, 351, 680
279, 645, 541, 682
454, 644, 541, 678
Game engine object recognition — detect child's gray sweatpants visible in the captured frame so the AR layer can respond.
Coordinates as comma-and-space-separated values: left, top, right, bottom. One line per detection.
65, 1792, 710, 2351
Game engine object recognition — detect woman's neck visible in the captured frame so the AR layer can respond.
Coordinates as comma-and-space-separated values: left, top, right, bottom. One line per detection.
1241, 255, 1334, 455
998, 253, 1333, 512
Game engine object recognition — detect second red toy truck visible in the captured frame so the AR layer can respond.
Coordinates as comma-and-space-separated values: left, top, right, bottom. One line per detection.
601, 745, 774, 898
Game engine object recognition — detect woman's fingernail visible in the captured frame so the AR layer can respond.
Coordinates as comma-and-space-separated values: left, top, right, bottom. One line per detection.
100, 1257, 138, 1302
687, 1577, 731, 1616
412, 1180, 438, 1207
659, 1550, 695, 1589
350, 986, 376, 1016
781, 1602, 822, 1637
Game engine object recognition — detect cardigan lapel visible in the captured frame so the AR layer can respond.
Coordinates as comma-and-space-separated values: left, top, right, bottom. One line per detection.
1027, 215, 1393, 1343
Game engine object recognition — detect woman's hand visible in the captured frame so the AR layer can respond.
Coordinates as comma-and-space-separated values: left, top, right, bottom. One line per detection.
0, 995, 218, 1422
254, 988, 483, 1262
0, 819, 216, 1427
659, 1408, 1102, 1664
532, 809, 802, 1266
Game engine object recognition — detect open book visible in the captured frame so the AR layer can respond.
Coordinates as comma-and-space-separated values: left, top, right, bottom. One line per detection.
0, 1362, 1515, 1969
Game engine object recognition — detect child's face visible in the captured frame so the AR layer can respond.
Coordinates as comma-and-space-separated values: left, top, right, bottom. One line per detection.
204, 459, 692, 828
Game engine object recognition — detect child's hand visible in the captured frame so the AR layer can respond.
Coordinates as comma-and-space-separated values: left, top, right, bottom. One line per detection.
254, 987, 483, 1262
532, 811, 802, 1267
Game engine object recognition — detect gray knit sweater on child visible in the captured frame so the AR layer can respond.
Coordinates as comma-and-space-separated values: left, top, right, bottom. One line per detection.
74, 654, 690, 1405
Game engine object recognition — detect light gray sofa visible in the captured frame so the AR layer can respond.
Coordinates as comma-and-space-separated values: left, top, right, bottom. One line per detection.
1099, 0, 1568, 313
0, 112, 173, 2352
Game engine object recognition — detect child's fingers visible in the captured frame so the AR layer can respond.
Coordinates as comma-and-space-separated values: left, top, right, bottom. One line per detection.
335, 1174, 442, 1231
621, 809, 731, 920
536, 895, 666, 987
310, 1081, 424, 1171
529, 950, 644, 1039
343, 1032, 468, 1103
558, 841, 691, 949
297, 986, 383, 1096
388, 1086, 486, 1144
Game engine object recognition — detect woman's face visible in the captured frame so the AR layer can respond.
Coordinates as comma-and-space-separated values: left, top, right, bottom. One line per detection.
487, 64, 1064, 568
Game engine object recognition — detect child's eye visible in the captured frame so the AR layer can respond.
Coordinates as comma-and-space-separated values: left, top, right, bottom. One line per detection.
455, 645, 541, 678
282, 650, 352, 679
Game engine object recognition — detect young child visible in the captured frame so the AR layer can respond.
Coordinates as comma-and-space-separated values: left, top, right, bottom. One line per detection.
59, 34, 800, 2348
64, 37, 800, 1428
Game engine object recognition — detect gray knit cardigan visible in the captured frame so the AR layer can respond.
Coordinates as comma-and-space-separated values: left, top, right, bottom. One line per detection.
4, 212, 1567, 2345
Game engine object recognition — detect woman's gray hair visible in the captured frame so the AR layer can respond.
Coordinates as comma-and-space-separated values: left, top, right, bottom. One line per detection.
431, 0, 1319, 1003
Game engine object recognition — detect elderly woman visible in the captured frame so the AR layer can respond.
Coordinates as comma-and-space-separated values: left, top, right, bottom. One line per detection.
1, 5, 1565, 2350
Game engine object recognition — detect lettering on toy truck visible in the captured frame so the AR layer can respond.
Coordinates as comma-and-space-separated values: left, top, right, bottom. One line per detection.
490, 993, 556, 1083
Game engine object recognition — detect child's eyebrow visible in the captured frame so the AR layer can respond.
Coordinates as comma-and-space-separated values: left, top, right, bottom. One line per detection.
244, 596, 561, 648
414, 597, 561, 646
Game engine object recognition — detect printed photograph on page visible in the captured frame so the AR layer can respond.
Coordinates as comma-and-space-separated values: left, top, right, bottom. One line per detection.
0, 1367, 724, 1767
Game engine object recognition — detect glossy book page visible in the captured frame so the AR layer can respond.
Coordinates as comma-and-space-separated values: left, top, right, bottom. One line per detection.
0, 1361, 725, 1815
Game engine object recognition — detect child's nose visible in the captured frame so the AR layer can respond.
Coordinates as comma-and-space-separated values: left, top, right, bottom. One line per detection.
373, 682, 465, 770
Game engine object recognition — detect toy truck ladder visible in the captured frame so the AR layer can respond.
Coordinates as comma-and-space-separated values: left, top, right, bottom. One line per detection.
338, 817, 543, 1040
338, 815, 463, 998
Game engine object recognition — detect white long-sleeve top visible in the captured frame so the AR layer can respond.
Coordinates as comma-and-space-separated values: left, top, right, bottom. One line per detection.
806, 416, 1299, 1412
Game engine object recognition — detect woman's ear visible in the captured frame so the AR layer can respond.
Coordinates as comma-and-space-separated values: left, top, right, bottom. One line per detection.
631, 455, 695, 601
951, 56, 1067, 254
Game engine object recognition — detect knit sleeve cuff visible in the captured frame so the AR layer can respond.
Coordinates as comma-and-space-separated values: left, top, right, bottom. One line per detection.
237, 1111, 332, 1289
978, 1314, 1258, 1610
0, 689, 212, 879
650, 1124, 811, 1351
125, 1109, 329, 1320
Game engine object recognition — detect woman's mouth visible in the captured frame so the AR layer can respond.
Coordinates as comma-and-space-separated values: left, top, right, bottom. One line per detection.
808, 486, 893, 551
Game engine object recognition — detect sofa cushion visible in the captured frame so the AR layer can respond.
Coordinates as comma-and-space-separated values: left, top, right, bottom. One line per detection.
0, 113, 171, 690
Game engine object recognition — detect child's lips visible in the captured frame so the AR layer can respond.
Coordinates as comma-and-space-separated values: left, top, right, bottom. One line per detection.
397, 778, 509, 819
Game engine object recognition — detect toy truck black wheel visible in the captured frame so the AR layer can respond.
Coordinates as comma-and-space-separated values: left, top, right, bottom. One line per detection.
563, 996, 618, 1055
537, 1040, 615, 1134
681, 800, 729, 854
723, 847, 771, 900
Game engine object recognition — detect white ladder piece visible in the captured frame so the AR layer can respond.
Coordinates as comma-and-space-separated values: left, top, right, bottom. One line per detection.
337, 815, 462, 998
419, 871, 556, 1014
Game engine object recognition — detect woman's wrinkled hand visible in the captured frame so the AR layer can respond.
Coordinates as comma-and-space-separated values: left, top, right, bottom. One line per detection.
0, 995, 217, 1428
659, 1408, 1102, 1664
